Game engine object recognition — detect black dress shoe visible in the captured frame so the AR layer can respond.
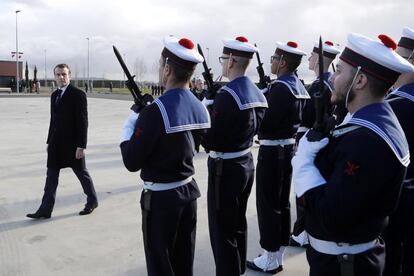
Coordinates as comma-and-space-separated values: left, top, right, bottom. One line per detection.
246, 260, 283, 274
26, 211, 51, 219
79, 203, 98, 216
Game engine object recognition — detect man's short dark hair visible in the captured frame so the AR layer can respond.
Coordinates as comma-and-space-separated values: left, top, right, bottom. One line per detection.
350, 66, 391, 98
366, 74, 391, 98
233, 56, 251, 71
53, 63, 71, 74
283, 55, 301, 72
54, 64, 71, 75
161, 57, 195, 83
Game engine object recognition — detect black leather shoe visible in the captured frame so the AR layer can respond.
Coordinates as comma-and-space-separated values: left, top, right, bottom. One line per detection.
79, 202, 98, 216
26, 211, 51, 219
246, 260, 283, 274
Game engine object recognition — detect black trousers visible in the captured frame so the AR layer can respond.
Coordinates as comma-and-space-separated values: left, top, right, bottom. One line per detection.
141, 199, 197, 276
292, 196, 306, 236
306, 239, 385, 276
39, 166, 97, 212
383, 187, 414, 276
256, 145, 293, 251
207, 153, 254, 276
293, 134, 306, 236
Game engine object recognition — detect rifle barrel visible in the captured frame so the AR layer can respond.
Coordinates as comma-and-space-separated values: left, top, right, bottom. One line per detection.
113, 46, 133, 80
254, 43, 263, 66
112, 45, 141, 102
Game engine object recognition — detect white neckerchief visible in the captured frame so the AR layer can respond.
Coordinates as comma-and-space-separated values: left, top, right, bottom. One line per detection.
339, 112, 353, 126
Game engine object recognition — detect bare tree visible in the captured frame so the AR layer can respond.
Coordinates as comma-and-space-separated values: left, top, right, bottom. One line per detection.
134, 58, 147, 82
151, 60, 160, 82
74, 64, 79, 87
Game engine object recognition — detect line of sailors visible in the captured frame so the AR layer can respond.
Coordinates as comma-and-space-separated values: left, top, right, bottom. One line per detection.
120, 27, 414, 276
149, 84, 165, 96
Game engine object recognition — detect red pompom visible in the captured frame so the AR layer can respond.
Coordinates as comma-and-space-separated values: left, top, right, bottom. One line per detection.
378, 34, 397, 50
287, 41, 298, 48
325, 41, 334, 46
236, 36, 248, 43
178, 38, 194, 49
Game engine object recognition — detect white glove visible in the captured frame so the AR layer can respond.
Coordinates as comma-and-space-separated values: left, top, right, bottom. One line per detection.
120, 111, 139, 143
260, 87, 268, 94
202, 98, 214, 107
292, 132, 329, 197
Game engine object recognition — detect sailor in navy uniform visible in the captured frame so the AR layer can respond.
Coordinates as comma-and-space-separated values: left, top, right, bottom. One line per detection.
291, 40, 341, 247
120, 36, 210, 276
292, 33, 414, 276
201, 36, 268, 276
383, 27, 414, 276
298, 40, 341, 140
246, 41, 309, 274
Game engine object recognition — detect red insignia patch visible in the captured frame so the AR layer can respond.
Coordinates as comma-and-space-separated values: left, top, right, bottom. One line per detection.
135, 127, 143, 138
345, 161, 360, 176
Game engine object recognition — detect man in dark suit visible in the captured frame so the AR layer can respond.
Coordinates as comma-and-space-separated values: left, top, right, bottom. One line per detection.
27, 63, 98, 219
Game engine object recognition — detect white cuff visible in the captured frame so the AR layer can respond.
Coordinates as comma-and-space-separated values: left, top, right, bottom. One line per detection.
291, 231, 309, 246
260, 87, 268, 94
292, 154, 326, 197
202, 98, 214, 107
120, 111, 139, 143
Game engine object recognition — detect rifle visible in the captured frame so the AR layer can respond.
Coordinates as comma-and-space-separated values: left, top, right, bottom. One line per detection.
307, 36, 334, 141
254, 43, 270, 89
197, 44, 220, 99
113, 45, 154, 113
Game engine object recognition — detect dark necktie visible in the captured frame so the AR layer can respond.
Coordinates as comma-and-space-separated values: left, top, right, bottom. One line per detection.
55, 89, 63, 104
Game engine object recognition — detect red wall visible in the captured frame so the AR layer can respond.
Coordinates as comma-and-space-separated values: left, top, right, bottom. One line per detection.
0, 61, 23, 77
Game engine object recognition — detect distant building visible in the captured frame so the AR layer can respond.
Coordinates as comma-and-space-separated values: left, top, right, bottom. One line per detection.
0, 60, 23, 91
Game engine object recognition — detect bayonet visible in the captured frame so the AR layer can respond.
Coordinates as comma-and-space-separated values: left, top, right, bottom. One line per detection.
197, 44, 219, 99
254, 43, 270, 89
113, 45, 153, 112
307, 36, 327, 141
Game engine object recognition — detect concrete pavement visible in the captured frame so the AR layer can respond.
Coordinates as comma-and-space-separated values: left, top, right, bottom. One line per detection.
0, 96, 309, 276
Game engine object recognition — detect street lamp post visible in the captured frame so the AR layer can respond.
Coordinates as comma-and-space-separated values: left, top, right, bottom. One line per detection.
206, 47, 210, 65
15, 10, 21, 94
86, 37, 90, 93
123, 54, 126, 88
44, 49, 47, 88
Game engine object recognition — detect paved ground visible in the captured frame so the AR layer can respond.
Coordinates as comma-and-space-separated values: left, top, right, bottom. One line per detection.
0, 95, 309, 276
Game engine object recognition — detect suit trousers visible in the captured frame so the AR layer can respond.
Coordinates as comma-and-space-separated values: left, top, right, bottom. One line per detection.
39, 166, 97, 212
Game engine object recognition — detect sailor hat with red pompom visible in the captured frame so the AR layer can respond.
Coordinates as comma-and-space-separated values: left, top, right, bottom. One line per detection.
312, 40, 341, 59
222, 36, 258, 58
398, 27, 414, 51
162, 36, 204, 69
275, 41, 307, 59
339, 33, 414, 85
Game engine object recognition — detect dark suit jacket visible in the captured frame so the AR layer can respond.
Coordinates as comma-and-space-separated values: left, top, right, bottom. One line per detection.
47, 84, 88, 169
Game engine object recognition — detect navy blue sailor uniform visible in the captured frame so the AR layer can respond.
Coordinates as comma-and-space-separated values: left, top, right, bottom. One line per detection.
120, 88, 210, 276
298, 102, 409, 276
383, 83, 414, 276
256, 73, 310, 251
293, 72, 345, 238
202, 76, 267, 276
297, 72, 334, 139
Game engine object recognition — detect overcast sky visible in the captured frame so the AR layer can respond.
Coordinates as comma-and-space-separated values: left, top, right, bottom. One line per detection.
0, 0, 412, 83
